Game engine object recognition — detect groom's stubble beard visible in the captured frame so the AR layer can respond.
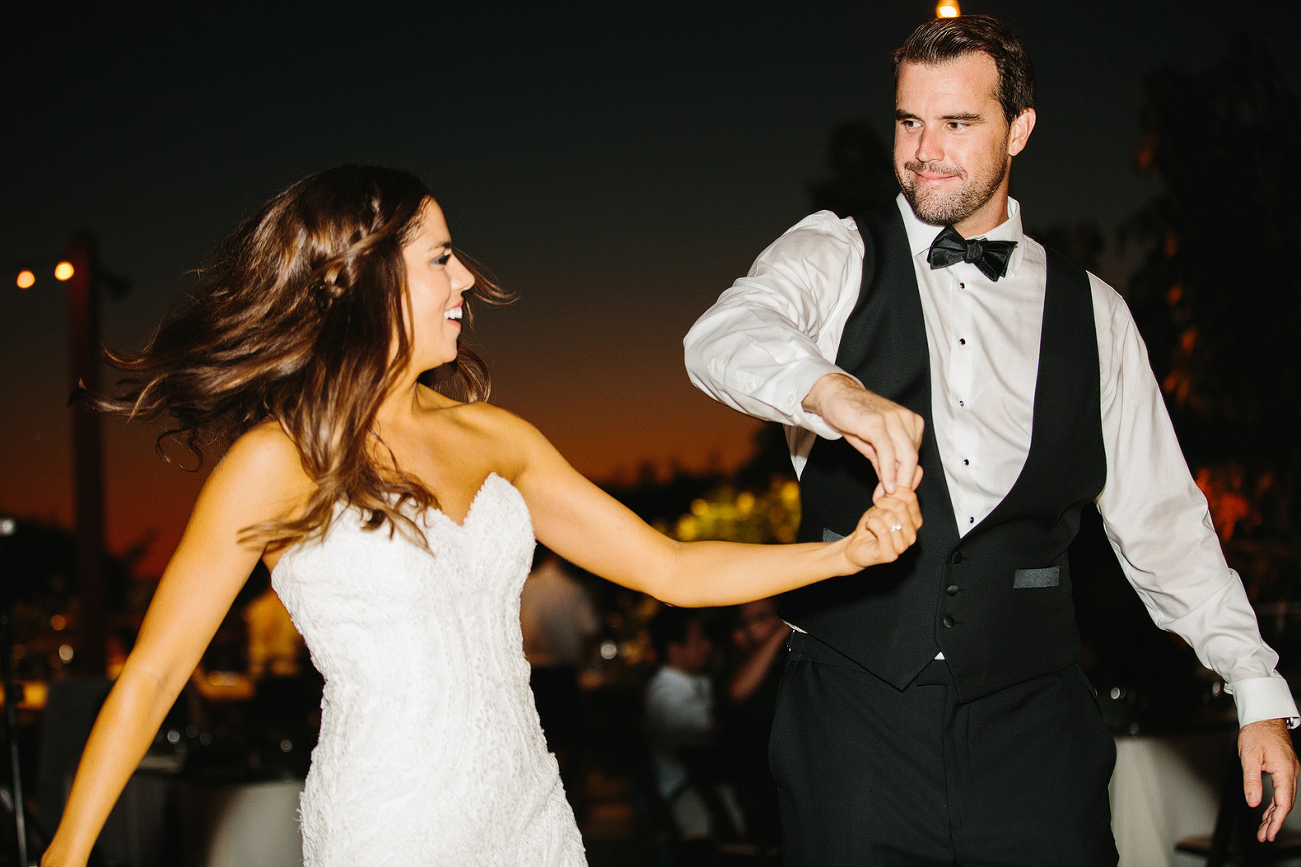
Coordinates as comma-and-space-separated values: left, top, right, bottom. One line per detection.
895, 156, 1009, 228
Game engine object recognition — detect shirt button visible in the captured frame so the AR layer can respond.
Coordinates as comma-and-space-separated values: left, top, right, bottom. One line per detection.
959, 400, 965, 407
963, 458, 969, 466
958, 283, 965, 290
946, 584, 960, 596
958, 338, 966, 345
952, 552, 963, 564
943, 615, 956, 629
969, 516, 975, 524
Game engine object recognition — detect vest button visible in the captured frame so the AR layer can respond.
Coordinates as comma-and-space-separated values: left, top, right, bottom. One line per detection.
952, 551, 963, 564
942, 615, 956, 629
946, 584, 959, 596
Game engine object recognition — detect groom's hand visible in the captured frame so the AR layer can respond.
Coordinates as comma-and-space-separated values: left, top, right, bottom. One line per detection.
803, 373, 924, 497
1240, 717, 1299, 842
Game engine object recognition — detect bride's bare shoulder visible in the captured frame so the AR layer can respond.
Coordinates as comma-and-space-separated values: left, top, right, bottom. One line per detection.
436, 401, 540, 443
216, 420, 314, 499
431, 401, 551, 472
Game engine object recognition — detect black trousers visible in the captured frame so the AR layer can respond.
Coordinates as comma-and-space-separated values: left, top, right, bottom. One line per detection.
769, 632, 1118, 866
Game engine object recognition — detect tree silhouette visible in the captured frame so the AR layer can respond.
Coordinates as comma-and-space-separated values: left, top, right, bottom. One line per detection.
1123, 37, 1301, 548
806, 120, 898, 217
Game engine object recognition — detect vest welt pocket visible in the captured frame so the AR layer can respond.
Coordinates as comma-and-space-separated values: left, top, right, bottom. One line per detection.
1012, 567, 1060, 589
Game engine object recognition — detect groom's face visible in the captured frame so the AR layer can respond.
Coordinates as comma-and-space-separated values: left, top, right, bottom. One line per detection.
893, 52, 1017, 231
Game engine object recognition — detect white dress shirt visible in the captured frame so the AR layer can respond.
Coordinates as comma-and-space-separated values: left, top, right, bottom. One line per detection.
684, 194, 1297, 727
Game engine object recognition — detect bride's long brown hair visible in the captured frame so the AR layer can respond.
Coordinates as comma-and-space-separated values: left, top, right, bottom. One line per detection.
87, 165, 511, 549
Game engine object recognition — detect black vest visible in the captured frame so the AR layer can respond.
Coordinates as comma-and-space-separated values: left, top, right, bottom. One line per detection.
785, 202, 1107, 702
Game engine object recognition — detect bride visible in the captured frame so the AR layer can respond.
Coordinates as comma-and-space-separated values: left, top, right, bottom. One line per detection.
41, 165, 920, 866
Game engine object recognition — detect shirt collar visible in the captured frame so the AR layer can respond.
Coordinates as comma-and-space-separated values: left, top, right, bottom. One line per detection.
896, 193, 1027, 280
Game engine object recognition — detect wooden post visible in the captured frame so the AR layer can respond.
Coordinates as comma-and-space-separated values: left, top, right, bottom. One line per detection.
64, 233, 107, 677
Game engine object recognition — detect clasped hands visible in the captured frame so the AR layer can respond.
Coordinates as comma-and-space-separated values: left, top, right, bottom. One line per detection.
803, 374, 926, 571
804, 373, 925, 501
842, 481, 923, 571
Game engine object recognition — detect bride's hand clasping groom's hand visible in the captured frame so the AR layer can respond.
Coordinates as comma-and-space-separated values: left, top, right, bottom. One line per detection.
842, 467, 924, 571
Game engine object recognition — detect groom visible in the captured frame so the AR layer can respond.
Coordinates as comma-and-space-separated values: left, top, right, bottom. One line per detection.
684, 14, 1298, 866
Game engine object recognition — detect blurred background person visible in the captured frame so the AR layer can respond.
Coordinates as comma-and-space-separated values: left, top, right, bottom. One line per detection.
243, 570, 304, 683
721, 598, 789, 849
241, 563, 320, 777
644, 607, 744, 850
520, 546, 599, 816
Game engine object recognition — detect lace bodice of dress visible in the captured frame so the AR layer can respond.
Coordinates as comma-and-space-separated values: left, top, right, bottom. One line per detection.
272, 473, 585, 866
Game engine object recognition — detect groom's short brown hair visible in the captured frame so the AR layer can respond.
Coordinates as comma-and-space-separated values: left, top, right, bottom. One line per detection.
892, 15, 1035, 125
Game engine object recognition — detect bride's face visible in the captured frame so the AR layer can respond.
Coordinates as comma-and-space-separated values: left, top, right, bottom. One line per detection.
400, 199, 475, 371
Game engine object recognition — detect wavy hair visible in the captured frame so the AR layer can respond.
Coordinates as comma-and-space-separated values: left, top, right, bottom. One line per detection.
86, 165, 511, 550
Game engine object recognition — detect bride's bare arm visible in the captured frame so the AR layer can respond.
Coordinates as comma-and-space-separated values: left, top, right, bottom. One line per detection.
508, 415, 920, 607
42, 424, 311, 867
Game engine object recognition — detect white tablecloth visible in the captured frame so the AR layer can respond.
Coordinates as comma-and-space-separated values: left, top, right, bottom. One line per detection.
1111, 731, 1301, 867
177, 779, 304, 867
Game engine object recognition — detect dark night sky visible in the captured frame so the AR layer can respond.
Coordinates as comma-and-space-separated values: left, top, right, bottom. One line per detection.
4, 1, 1297, 576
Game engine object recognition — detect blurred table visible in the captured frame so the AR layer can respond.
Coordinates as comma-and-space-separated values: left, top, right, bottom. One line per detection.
1110, 730, 1301, 867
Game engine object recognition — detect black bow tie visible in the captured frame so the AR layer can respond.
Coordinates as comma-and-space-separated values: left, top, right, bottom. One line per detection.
927, 225, 1017, 281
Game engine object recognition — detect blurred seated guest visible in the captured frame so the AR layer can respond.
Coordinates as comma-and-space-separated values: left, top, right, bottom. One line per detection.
727, 598, 790, 706
645, 607, 742, 840
244, 571, 305, 681
721, 598, 790, 846
242, 563, 321, 776
520, 546, 599, 812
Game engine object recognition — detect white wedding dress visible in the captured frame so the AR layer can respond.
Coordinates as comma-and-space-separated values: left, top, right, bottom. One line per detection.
272, 473, 587, 866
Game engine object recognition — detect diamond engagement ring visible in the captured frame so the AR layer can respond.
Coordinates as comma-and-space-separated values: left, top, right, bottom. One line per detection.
889, 522, 903, 533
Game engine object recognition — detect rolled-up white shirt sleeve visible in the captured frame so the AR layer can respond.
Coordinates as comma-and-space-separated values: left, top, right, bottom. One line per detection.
684, 211, 865, 445
1091, 277, 1298, 727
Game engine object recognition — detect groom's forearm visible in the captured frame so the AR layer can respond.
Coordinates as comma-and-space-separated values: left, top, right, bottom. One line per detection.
684, 302, 846, 438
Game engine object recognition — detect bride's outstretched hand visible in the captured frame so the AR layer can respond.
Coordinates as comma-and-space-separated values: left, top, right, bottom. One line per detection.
842, 483, 922, 570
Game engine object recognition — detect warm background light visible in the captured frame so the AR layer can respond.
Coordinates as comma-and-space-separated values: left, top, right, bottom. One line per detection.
54, 261, 74, 281
937, 1, 961, 17
16, 269, 35, 289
